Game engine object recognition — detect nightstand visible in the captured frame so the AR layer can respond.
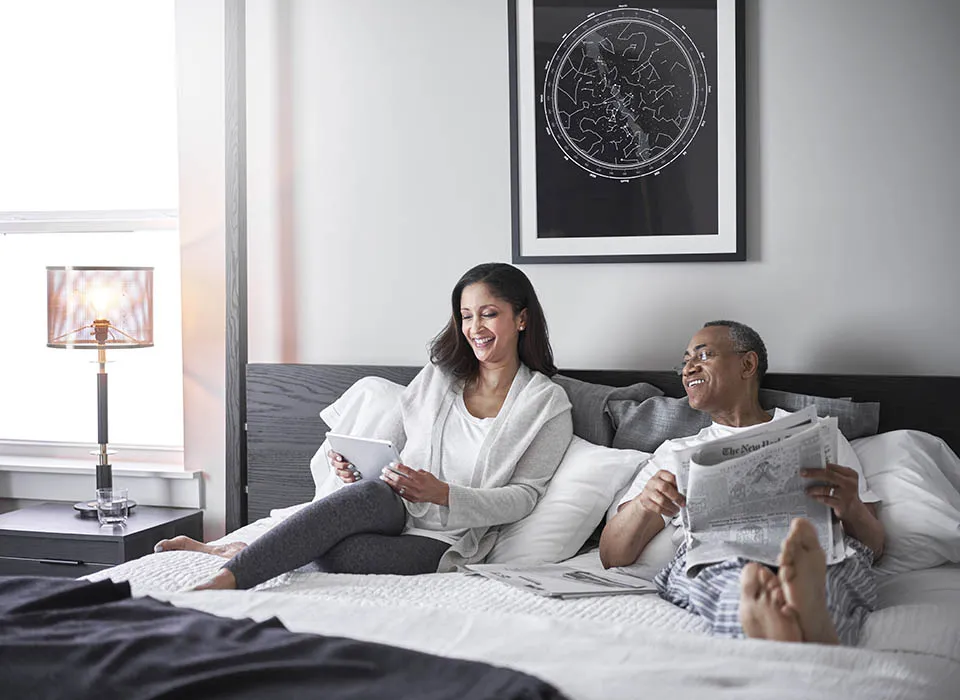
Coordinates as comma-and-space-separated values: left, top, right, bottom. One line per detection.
0, 502, 203, 577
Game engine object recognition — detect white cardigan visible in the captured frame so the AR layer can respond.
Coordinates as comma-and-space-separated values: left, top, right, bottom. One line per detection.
381, 362, 573, 572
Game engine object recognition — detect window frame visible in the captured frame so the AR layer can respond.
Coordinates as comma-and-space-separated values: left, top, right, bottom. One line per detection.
0, 208, 184, 466
0, 209, 178, 234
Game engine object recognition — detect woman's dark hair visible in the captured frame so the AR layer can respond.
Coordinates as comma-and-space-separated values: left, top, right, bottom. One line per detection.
429, 262, 557, 379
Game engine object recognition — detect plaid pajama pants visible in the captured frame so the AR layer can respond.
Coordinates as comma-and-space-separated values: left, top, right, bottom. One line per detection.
654, 537, 877, 646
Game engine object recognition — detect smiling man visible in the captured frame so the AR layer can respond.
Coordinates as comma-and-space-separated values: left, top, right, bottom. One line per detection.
599, 320, 885, 646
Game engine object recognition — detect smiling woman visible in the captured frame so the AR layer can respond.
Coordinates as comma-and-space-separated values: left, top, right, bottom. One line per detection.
460, 283, 525, 376
430, 262, 557, 381
156, 262, 574, 592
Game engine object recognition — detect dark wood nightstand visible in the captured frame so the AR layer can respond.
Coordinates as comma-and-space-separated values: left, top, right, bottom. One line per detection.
0, 502, 203, 577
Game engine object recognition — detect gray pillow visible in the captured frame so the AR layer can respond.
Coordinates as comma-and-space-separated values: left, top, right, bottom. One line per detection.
758, 388, 880, 440
608, 396, 710, 453
608, 390, 881, 453
552, 375, 663, 447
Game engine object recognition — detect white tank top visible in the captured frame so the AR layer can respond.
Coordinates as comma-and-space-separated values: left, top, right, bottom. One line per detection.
402, 390, 494, 544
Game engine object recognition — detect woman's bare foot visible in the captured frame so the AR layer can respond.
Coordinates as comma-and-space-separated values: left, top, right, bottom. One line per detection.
777, 518, 839, 645
739, 562, 803, 642
154, 535, 248, 559
192, 568, 238, 591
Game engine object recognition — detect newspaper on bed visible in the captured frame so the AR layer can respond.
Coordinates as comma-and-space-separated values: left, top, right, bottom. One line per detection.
463, 563, 657, 599
674, 405, 845, 576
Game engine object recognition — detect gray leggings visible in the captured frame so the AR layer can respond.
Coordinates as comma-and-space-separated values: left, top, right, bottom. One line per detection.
224, 480, 450, 589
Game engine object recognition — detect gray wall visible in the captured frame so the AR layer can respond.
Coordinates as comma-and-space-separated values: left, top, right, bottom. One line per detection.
246, 0, 960, 375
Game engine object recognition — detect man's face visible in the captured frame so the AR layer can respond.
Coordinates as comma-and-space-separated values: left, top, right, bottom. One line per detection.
679, 326, 751, 413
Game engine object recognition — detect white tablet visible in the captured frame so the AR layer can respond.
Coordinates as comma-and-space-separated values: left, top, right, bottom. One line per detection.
326, 432, 401, 483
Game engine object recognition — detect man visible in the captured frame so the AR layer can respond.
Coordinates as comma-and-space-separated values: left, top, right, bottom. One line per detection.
600, 321, 885, 645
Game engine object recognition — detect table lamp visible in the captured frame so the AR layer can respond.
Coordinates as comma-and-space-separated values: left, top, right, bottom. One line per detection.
46, 266, 154, 517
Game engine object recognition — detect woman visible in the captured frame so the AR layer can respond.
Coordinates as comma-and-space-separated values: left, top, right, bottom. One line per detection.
157, 262, 573, 589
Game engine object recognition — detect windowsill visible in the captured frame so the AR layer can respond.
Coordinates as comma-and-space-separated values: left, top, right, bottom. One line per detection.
0, 456, 197, 479
0, 439, 185, 468
0, 453, 203, 508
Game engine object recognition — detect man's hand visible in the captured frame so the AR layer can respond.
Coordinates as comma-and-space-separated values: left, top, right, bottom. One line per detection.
637, 470, 686, 518
380, 463, 450, 506
637, 469, 687, 518
802, 463, 863, 520
802, 462, 885, 559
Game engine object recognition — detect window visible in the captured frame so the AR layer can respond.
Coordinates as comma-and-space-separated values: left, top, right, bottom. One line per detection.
0, 1, 183, 453
0, 1, 179, 212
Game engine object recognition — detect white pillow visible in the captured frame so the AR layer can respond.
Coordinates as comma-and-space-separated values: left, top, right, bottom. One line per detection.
852, 430, 960, 575
485, 437, 648, 565
310, 377, 406, 501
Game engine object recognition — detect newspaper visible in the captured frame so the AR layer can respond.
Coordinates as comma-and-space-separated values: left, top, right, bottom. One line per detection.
463, 563, 657, 599
674, 406, 844, 576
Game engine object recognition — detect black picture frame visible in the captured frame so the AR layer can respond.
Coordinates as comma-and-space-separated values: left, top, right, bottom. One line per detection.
509, 0, 746, 263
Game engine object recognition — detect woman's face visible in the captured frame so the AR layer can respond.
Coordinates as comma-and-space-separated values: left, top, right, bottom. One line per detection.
459, 282, 526, 368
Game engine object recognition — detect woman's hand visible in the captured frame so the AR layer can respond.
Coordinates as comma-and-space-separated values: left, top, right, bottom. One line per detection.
802, 463, 864, 521
380, 463, 450, 506
328, 450, 361, 484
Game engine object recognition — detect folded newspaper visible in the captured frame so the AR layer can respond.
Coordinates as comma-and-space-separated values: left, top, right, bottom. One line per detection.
674, 405, 845, 576
463, 563, 657, 599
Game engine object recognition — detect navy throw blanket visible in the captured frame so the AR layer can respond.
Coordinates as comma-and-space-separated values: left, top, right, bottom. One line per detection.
0, 575, 568, 700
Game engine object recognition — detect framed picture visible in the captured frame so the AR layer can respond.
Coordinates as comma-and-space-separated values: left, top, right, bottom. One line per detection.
509, 0, 745, 263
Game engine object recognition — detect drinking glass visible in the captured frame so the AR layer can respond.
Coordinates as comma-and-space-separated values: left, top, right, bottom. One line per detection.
96, 487, 129, 525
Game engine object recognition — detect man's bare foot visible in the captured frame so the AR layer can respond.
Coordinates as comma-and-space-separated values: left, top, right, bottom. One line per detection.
154, 535, 248, 559
739, 562, 803, 642
778, 518, 839, 645
192, 568, 238, 591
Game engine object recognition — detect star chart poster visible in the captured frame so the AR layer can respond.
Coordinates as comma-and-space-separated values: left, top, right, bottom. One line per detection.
509, 0, 745, 263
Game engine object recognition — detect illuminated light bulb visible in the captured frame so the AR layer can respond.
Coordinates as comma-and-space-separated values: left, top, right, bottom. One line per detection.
87, 285, 116, 320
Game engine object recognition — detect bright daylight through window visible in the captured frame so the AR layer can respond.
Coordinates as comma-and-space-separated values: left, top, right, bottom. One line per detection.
0, 1, 183, 454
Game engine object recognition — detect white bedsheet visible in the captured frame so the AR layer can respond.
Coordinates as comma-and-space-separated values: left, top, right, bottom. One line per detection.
86, 508, 960, 700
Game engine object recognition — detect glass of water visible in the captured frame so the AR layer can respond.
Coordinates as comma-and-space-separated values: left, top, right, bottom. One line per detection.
96, 488, 129, 526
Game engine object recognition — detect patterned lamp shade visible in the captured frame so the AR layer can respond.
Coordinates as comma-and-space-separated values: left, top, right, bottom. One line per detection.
46, 266, 154, 348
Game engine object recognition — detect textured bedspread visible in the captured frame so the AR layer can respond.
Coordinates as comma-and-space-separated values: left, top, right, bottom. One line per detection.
159, 586, 957, 700
90, 548, 712, 631
84, 512, 960, 700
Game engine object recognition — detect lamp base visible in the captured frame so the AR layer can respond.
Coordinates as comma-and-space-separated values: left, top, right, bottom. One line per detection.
74, 499, 138, 519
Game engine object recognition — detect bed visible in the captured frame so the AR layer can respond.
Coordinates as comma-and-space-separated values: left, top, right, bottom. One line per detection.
74, 366, 960, 698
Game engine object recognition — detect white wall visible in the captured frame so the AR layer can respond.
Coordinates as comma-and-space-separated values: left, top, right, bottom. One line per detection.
176, 0, 227, 539
247, 0, 960, 376
246, 0, 284, 362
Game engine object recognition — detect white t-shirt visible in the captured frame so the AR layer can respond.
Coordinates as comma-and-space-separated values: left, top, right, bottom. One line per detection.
610, 408, 880, 527
402, 391, 493, 544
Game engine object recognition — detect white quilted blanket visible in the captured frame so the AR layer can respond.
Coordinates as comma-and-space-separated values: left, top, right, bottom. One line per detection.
89, 548, 711, 632
86, 510, 960, 700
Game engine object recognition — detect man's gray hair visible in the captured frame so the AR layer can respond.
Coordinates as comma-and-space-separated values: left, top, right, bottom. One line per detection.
703, 320, 768, 381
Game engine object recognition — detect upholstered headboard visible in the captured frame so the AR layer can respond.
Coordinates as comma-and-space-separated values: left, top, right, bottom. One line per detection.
240, 364, 959, 525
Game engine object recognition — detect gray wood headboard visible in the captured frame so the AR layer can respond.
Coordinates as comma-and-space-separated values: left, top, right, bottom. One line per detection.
241, 363, 960, 526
